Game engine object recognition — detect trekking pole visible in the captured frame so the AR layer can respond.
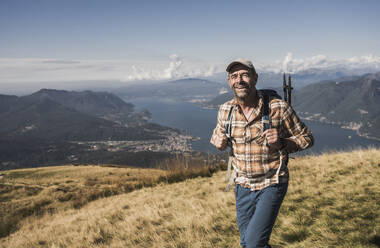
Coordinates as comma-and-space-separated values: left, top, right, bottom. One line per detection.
283, 73, 288, 103
284, 74, 294, 162
283, 73, 293, 106
288, 75, 293, 106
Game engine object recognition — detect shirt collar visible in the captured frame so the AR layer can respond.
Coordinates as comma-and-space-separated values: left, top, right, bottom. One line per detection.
231, 93, 263, 122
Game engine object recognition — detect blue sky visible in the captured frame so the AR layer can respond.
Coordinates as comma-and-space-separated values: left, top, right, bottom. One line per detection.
1, 0, 379, 61
0, 0, 380, 85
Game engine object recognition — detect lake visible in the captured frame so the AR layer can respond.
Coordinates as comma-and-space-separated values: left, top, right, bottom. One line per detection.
131, 97, 380, 155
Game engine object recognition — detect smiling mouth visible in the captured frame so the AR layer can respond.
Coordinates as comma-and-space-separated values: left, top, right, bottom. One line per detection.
235, 85, 249, 90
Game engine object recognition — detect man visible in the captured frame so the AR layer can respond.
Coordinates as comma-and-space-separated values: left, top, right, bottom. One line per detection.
210, 59, 314, 248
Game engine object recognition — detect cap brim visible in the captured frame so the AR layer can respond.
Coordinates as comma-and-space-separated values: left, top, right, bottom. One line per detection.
226, 60, 254, 72
226, 62, 244, 72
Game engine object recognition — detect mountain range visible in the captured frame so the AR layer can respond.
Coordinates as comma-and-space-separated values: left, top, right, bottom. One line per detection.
0, 89, 168, 141
0, 89, 183, 169
113, 68, 375, 104
292, 72, 380, 140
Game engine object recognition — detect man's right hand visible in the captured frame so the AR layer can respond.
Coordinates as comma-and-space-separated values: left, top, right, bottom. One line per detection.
211, 131, 228, 151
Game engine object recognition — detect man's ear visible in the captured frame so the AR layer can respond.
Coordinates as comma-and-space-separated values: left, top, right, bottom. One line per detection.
228, 76, 234, 89
253, 73, 258, 86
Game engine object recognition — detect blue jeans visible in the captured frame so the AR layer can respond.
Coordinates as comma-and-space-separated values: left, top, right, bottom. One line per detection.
234, 182, 288, 248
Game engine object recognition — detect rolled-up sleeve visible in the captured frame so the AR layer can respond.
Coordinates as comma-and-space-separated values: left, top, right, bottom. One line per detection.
210, 106, 228, 151
282, 103, 314, 153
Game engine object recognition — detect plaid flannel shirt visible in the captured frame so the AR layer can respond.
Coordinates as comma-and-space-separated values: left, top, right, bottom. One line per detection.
210, 94, 314, 191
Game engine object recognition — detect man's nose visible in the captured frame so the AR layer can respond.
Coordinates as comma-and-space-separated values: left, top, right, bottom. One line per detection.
238, 78, 247, 84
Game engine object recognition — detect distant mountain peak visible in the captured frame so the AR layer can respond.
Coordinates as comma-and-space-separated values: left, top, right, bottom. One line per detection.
292, 71, 380, 140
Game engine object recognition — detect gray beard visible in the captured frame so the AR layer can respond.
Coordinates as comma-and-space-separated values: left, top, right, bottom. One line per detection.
233, 88, 251, 101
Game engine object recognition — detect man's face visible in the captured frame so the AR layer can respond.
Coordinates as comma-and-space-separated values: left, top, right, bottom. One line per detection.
228, 64, 257, 101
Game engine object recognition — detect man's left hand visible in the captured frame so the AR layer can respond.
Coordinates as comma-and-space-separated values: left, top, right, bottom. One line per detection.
263, 128, 281, 148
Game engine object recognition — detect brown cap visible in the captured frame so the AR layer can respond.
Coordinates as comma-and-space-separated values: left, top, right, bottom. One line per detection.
226, 59, 256, 73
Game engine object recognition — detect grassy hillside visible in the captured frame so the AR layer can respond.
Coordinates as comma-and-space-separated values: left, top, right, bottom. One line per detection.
0, 162, 218, 239
1, 149, 379, 247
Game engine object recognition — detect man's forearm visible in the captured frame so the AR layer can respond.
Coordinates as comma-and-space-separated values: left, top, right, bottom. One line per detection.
210, 129, 228, 151
284, 134, 314, 153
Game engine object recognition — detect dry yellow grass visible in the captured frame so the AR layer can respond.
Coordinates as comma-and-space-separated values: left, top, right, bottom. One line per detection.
1, 148, 379, 247
0, 164, 217, 239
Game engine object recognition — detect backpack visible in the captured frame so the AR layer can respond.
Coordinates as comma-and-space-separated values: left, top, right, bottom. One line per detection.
225, 89, 288, 191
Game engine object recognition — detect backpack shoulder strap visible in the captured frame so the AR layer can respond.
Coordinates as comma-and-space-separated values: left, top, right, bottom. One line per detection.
225, 105, 235, 139
259, 89, 281, 131
225, 104, 236, 192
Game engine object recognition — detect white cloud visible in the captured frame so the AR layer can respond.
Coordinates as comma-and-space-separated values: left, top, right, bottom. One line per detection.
0, 58, 130, 83
259, 53, 380, 74
126, 54, 185, 81
124, 54, 219, 81
282, 52, 293, 73
1, 53, 380, 85
164, 54, 183, 79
